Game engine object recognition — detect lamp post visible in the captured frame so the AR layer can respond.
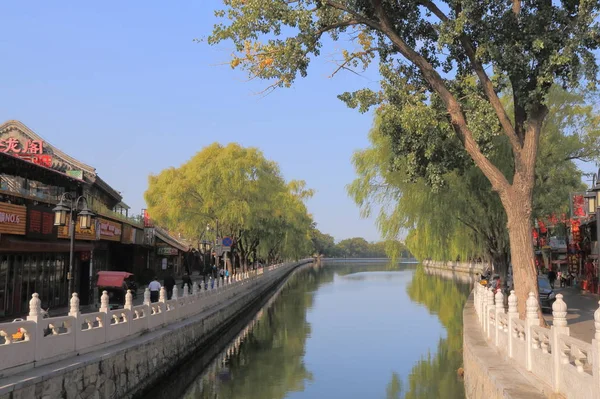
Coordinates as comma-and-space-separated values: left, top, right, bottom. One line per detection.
53, 193, 94, 299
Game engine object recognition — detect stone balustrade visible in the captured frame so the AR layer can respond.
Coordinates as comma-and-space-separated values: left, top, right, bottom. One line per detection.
0, 261, 297, 377
473, 283, 600, 398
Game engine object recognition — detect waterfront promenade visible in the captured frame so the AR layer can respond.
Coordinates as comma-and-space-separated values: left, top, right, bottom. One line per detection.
0, 260, 311, 399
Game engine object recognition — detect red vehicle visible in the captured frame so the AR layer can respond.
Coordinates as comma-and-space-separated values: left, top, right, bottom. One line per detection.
96, 271, 137, 310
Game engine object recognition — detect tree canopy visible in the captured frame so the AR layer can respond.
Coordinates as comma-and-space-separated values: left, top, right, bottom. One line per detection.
349, 86, 596, 275
309, 227, 411, 258
208, 0, 600, 315
144, 142, 314, 268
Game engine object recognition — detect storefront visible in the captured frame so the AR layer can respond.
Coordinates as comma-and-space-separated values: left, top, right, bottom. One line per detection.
0, 203, 94, 316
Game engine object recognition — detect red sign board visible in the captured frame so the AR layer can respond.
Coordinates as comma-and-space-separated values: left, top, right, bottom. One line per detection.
26, 205, 57, 240
0, 137, 52, 167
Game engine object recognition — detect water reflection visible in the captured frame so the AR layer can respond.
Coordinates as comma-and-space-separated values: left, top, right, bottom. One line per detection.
175, 263, 469, 399
386, 267, 471, 398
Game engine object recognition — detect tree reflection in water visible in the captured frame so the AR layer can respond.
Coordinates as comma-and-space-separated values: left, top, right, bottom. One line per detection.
182, 265, 326, 399
384, 266, 471, 399
180, 263, 469, 399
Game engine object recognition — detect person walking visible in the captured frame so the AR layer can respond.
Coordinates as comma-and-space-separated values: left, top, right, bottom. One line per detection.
181, 274, 193, 291
148, 277, 161, 303
164, 273, 176, 300
548, 269, 557, 288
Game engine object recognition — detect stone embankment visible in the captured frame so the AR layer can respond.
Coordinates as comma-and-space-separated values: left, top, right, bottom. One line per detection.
422, 259, 487, 275
0, 259, 312, 399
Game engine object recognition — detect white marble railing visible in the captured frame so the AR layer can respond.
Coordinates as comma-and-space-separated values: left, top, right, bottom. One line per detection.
0, 260, 306, 377
473, 283, 600, 398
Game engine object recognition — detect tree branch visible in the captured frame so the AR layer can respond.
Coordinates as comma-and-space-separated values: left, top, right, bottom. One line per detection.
418, 0, 522, 154
370, 0, 511, 192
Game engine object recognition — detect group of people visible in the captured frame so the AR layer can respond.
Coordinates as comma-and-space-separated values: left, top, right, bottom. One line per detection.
147, 267, 230, 303
546, 269, 577, 288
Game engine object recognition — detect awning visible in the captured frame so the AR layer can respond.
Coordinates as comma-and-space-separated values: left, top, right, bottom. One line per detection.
0, 152, 84, 190
96, 271, 133, 288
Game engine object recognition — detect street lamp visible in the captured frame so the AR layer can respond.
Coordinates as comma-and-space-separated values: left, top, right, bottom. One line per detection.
53, 193, 95, 299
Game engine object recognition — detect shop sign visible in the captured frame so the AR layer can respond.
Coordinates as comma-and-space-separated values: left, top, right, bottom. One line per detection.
121, 224, 134, 244
549, 237, 567, 251
66, 170, 83, 180
26, 205, 57, 240
0, 203, 26, 235
134, 228, 144, 245
0, 137, 52, 167
57, 214, 97, 240
98, 218, 122, 241
144, 228, 155, 246
157, 247, 178, 256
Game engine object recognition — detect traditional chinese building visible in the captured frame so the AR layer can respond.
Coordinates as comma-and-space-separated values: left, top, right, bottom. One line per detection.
0, 120, 151, 317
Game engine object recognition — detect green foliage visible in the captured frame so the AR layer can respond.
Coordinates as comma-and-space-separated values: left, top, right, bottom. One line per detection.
209, 0, 600, 306
209, 0, 600, 183
144, 143, 314, 265
309, 227, 412, 258
349, 86, 598, 269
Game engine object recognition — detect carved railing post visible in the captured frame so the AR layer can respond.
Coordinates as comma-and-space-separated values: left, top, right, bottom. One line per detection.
495, 289, 504, 346
486, 288, 494, 338
172, 285, 179, 300
125, 289, 133, 310
507, 290, 518, 358
159, 287, 167, 303
183, 284, 189, 297
99, 291, 110, 313
525, 292, 540, 371
551, 293, 569, 392
68, 293, 81, 318
143, 288, 151, 306
593, 301, 600, 393
192, 282, 198, 296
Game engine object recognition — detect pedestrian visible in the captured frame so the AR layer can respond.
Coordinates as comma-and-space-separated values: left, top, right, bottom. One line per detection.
220, 268, 225, 284
149, 277, 161, 303
557, 270, 563, 287
181, 274, 193, 291
164, 273, 176, 300
548, 269, 557, 288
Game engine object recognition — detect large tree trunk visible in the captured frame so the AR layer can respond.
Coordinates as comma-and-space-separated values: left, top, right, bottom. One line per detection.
504, 190, 544, 322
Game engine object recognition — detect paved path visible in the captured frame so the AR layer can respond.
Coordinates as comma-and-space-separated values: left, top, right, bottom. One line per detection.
543, 286, 599, 343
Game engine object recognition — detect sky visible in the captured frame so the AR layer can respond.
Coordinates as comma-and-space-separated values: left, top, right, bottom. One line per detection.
0, 2, 385, 242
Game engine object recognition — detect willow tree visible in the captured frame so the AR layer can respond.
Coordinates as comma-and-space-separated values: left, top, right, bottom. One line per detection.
350, 85, 596, 279
209, 1, 599, 314
145, 142, 314, 269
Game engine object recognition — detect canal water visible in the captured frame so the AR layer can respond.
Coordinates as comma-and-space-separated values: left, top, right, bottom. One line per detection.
155, 262, 471, 399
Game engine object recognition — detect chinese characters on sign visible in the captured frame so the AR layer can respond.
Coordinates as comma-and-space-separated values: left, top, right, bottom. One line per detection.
0, 137, 52, 167
0, 138, 43, 154
26, 205, 57, 240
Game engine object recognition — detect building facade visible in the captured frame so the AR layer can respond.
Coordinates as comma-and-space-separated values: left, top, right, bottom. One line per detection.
0, 120, 186, 318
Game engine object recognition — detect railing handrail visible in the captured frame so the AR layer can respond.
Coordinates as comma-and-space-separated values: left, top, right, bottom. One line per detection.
0, 259, 311, 377
472, 283, 600, 399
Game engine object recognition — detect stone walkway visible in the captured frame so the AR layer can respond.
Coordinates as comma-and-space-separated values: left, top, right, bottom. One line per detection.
543, 286, 599, 343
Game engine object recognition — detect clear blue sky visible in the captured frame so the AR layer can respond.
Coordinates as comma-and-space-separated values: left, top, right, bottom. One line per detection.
0, 1, 384, 242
